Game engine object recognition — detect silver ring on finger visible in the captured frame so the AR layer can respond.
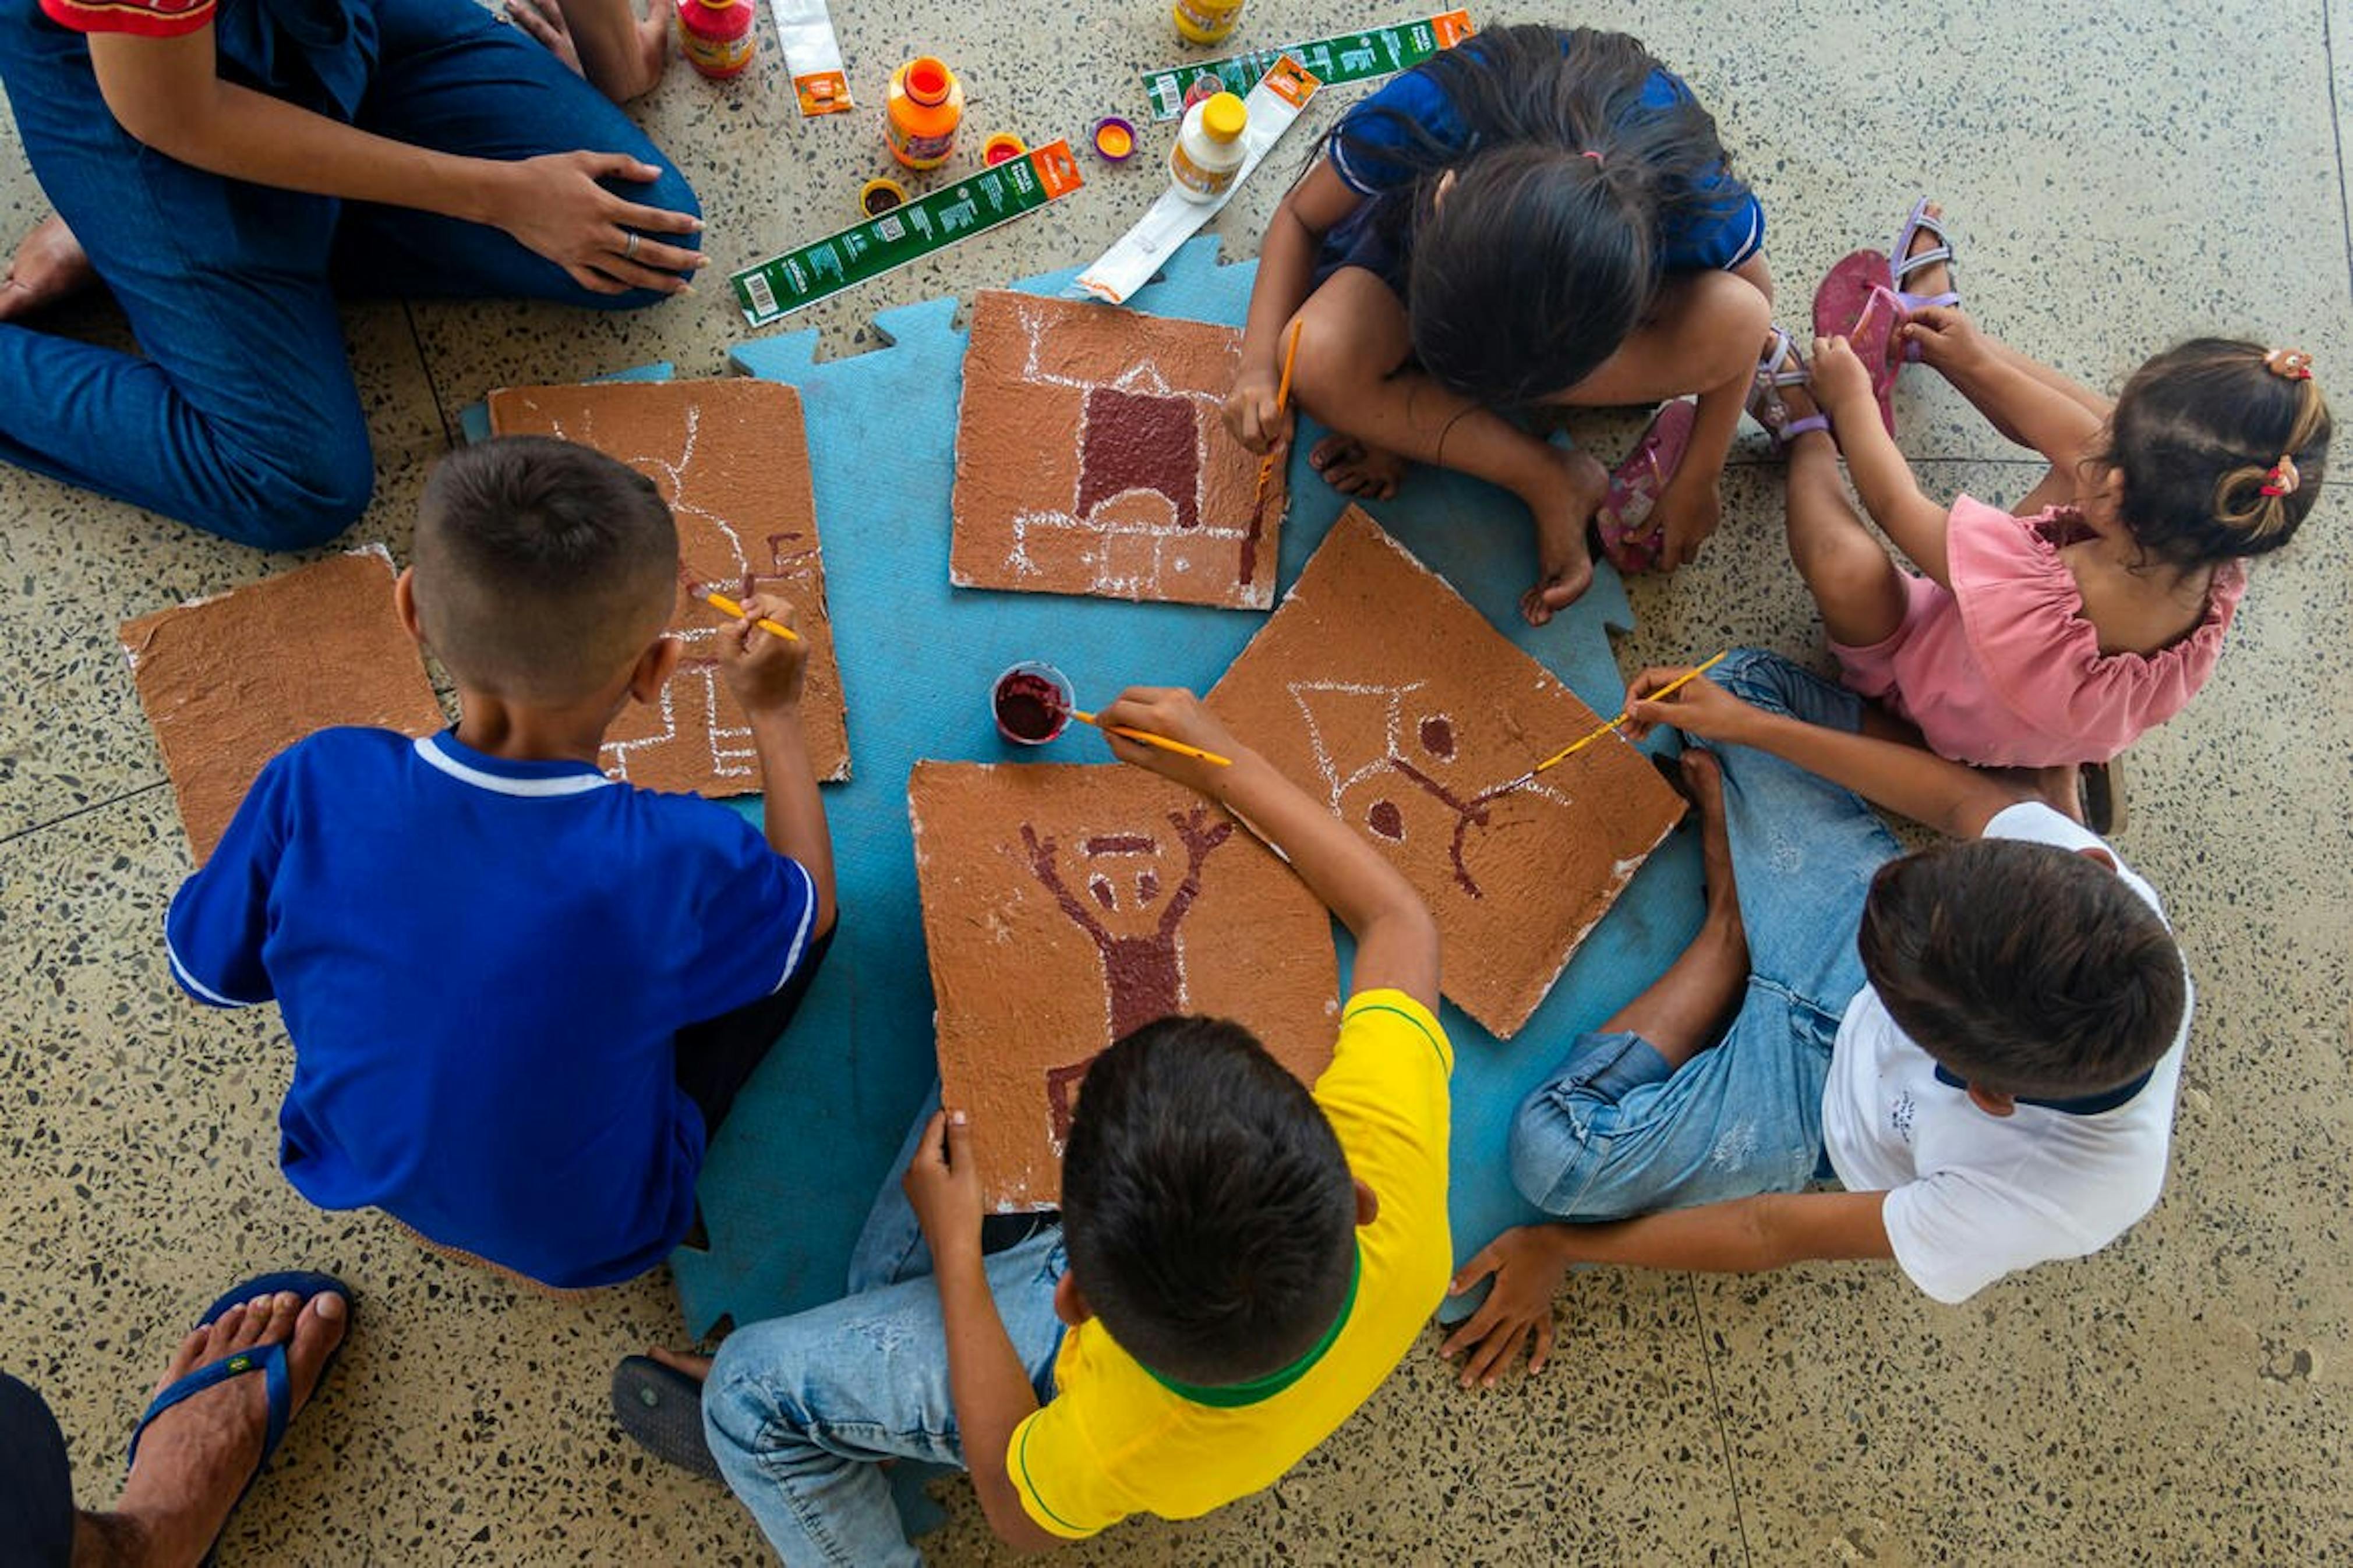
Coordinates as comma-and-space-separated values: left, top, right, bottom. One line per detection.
623, 232, 640, 261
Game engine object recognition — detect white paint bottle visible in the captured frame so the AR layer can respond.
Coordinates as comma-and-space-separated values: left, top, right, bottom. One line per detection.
1168, 91, 1248, 203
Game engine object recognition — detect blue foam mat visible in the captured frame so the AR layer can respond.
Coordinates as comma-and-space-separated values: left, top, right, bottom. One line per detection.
669, 236, 1704, 1335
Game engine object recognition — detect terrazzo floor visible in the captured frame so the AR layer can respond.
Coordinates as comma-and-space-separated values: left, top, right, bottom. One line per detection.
4, 0, 2351, 1562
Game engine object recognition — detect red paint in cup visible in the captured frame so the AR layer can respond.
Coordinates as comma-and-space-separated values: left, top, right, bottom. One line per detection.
993, 662, 1075, 744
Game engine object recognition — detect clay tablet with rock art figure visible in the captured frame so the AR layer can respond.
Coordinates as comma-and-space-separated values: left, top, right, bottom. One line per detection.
1208, 507, 1686, 1038
487, 378, 850, 792
909, 760, 1337, 1209
950, 290, 1289, 611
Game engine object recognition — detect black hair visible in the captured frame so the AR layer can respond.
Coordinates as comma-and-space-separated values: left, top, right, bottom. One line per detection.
1328, 24, 1742, 405
1857, 840, 2186, 1099
412, 436, 678, 702
2096, 338, 2332, 571
1058, 1016, 1358, 1386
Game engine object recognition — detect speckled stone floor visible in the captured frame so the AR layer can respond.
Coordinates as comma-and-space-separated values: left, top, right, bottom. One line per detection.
4, 0, 2350, 1562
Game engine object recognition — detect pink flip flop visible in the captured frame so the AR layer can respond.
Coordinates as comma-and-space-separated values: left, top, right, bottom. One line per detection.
1813, 254, 1904, 439
1593, 399, 1698, 574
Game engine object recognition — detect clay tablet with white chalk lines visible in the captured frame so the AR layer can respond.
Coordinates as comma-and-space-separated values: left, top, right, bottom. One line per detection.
909, 761, 1336, 1210
488, 379, 850, 792
950, 291, 1288, 610
1209, 507, 1685, 1038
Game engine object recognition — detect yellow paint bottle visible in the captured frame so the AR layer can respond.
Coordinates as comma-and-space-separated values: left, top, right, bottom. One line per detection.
885, 56, 964, 172
1171, 0, 1244, 45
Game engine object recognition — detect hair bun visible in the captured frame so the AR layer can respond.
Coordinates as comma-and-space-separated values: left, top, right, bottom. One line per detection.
2264, 348, 2315, 381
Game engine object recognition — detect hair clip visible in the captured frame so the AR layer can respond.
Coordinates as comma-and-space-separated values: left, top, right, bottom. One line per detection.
2260, 454, 2301, 497
2264, 348, 2315, 381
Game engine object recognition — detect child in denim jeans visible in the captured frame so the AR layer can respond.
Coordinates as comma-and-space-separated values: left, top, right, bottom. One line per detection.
1443, 649, 2191, 1383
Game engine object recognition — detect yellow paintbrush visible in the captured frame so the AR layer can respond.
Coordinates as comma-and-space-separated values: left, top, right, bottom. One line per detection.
1501, 652, 1730, 790
1069, 707, 1234, 768
696, 587, 802, 642
1252, 319, 1303, 517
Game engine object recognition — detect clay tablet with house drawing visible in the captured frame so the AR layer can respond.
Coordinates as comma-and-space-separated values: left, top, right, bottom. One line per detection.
120, 547, 447, 865
910, 761, 1337, 1209
1208, 507, 1685, 1038
950, 291, 1289, 611
487, 378, 850, 792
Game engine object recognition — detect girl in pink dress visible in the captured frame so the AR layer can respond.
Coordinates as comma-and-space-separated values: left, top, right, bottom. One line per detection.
1746, 207, 2331, 824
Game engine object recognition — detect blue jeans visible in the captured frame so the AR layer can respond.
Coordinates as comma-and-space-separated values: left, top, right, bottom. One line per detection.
704, 1102, 1070, 1566
0, 0, 698, 548
1510, 649, 1903, 1219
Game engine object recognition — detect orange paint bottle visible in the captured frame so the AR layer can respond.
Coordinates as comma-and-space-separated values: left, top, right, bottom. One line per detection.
885, 56, 964, 171
677, 0, 755, 79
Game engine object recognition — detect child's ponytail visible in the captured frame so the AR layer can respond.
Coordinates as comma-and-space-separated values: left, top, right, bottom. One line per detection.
2099, 339, 2332, 571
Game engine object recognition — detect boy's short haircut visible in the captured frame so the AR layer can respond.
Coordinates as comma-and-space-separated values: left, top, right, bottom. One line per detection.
1059, 1017, 1358, 1386
413, 437, 679, 703
1857, 840, 2187, 1099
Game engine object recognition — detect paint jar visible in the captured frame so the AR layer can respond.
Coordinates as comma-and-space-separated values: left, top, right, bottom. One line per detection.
993, 661, 1075, 745
1169, 91, 1248, 203
982, 133, 1027, 167
885, 56, 964, 171
1171, 0, 1244, 46
857, 176, 909, 218
677, 0, 755, 79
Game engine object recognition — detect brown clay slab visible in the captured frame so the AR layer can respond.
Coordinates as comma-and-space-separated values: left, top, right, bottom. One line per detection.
487, 379, 850, 791
1207, 507, 1684, 1038
951, 291, 1288, 611
119, 547, 446, 865
909, 761, 1337, 1210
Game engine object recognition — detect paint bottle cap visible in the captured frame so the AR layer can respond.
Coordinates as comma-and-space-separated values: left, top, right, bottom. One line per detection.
904, 56, 953, 107
1201, 91, 1246, 143
983, 133, 1027, 166
1091, 116, 1136, 161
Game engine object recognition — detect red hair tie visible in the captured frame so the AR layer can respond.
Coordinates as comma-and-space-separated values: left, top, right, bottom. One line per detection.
2264, 348, 2314, 381
2261, 454, 2302, 498
1580, 149, 1603, 164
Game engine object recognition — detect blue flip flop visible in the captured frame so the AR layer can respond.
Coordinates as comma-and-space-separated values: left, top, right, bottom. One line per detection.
125, 1270, 354, 1566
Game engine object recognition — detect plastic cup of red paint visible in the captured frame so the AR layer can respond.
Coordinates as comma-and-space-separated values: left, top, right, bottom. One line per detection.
992, 661, 1076, 745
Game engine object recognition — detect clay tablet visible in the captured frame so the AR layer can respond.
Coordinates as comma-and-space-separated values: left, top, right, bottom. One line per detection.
951, 291, 1288, 610
1209, 508, 1684, 1038
487, 379, 850, 792
910, 761, 1337, 1209
120, 547, 445, 864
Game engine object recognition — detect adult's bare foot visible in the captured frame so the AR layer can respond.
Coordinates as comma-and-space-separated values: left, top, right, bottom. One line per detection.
1518, 445, 1607, 627
0, 216, 97, 323
90, 1288, 348, 1566
1309, 433, 1408, 500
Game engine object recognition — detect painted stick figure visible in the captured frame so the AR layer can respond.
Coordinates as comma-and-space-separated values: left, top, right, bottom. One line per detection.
1021, 806, 1235, 1141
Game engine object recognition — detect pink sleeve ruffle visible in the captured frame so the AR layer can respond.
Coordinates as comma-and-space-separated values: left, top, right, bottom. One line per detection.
1946, 497, 2244, 759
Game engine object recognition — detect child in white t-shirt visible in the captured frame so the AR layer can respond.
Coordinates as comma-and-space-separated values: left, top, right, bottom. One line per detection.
1440, 647, 2189, 1383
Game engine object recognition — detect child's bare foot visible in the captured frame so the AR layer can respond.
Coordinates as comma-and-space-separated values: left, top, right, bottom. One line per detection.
1518, 446, 1608, 627
648, 1346, 713, 1382
1310, 434, 1408, 500
0, 215, 97, 321
1682, 749, 1748, 957
1900, 204, 1952, 304
100, 1288, 348, 1564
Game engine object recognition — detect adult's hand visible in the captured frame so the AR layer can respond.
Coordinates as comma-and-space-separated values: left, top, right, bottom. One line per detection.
488, 152, 703, 295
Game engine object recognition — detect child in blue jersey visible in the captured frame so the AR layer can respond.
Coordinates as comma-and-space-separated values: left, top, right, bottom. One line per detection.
164, 437, 838, 1290
1226, 25, 1772, 625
